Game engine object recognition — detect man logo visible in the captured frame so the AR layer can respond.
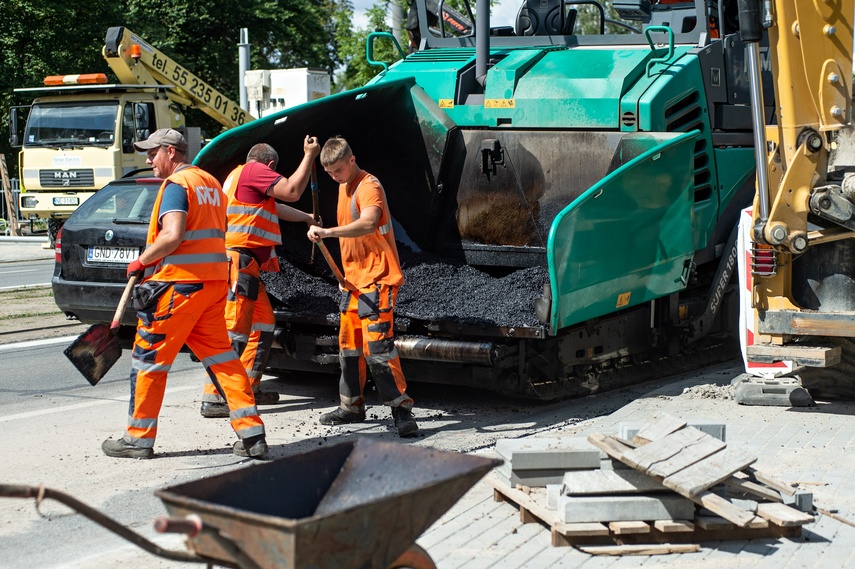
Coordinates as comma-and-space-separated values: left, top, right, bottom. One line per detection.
105, 230, 114, 241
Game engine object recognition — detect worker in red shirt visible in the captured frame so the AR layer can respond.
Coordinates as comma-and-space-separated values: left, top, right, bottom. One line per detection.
307, 136, 417, 437
102, 128, 267, 459
200, 139, 320, 418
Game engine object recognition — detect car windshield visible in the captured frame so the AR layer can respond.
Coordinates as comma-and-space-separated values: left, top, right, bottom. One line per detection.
24, 102, 119, 147
71, 180, 160, 225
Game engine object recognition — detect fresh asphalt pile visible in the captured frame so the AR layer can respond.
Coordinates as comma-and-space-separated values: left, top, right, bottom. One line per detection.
262, 237, 549, 328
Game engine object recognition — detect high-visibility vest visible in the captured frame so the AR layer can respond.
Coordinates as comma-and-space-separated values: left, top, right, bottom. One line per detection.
337, 170, 404, 289
145, 165, 229, 283
223, 164, 281, 271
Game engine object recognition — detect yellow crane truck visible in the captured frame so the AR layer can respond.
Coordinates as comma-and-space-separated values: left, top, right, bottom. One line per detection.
8, 26, 251, 244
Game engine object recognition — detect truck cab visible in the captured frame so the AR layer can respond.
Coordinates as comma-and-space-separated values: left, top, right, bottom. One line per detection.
14, 76, 179, 223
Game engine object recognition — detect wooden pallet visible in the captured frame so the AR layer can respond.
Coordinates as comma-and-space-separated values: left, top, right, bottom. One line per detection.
485, 473, 806, 548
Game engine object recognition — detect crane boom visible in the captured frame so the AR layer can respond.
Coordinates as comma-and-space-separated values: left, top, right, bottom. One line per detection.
103, 27, 253, 129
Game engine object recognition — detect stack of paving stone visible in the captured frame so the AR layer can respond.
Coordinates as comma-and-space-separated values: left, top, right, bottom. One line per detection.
492, 414, 814, 529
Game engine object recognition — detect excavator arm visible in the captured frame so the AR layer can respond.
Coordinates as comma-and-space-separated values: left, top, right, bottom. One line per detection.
102, 27, 253, 129
741, 0, 855, 370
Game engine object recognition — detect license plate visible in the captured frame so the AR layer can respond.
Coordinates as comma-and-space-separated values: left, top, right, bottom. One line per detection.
87, 246, 140, 264
53, 197, 79, 206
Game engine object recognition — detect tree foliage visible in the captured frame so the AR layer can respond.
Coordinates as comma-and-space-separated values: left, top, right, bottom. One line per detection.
0, 0, 350, 177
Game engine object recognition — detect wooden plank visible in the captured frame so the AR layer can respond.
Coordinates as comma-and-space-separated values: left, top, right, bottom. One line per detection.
723, 476, 783, 502
756, 502, 815, 526
696, 491, 757, 527
746, 515, 770, 529
555, 522, 610, 537
562, 469, 667, 495
695, 515, 733, 531
632, 413, 687, 446
578, 544, 700, 556
520, 505, 538, 524
0, 155, 20, 237
662, 447, 757, 496
587, 433, 634, 462
484, 473, 558, 527
747, 467, 797, 497
608, 521, 650, 535
589, 433, 756, 527
622, 427, 726, 478
653, 519, 695, 533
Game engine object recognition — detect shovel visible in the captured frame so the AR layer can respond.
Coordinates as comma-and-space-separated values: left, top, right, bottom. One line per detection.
64, 274, 138, 386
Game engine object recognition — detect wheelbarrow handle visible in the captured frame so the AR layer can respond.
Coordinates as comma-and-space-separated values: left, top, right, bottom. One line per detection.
154, 514, 203, 537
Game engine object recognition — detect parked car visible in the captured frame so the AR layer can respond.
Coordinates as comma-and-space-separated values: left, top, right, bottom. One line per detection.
52, 171, 160, 335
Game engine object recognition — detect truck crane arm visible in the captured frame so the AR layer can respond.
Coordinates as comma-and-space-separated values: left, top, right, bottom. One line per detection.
102, 27, 253, 129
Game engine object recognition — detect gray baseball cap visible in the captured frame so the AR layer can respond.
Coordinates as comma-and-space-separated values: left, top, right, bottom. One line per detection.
133, 128, 188, 153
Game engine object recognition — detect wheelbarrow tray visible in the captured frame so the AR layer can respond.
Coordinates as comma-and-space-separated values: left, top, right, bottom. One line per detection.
155, 438, 500, 569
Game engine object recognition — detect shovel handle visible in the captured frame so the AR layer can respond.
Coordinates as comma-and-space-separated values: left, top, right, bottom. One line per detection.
111, 274, 138, 331
315, 240, 354, 292
310, 162, 319, 263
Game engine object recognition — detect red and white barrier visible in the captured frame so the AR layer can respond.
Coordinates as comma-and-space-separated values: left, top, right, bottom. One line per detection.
737, 207, 793, 378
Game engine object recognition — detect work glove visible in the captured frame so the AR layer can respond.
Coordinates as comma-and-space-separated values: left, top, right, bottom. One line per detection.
126, 258, 149, 278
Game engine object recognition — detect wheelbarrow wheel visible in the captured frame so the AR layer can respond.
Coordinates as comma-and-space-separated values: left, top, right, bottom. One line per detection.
387, 544, 436, 569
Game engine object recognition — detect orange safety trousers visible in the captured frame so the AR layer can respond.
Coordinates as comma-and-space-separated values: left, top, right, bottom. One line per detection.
202, 249, 276, 403
338, 284, 413, 412
126, 280, 265, 448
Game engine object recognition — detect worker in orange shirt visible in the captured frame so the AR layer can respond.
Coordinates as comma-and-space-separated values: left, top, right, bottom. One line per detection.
307, 136, 417, 437
102, 128, 267, 459
199, 140, 320, 418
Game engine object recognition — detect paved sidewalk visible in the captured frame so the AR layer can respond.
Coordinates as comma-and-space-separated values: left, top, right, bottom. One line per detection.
0, 238, 54, 263
419, 362, 855, 568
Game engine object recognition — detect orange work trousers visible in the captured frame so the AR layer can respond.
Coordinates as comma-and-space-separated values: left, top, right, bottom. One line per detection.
202, 249, 275, 403
338, 284, 412, 412
125, 280, 264, 448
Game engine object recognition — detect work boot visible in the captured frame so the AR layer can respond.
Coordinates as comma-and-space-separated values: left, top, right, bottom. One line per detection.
392, 407, 418, 437
319, 406, 366, 426
102, 437, 153, 459
233, 435, 268, 459
253, 389, 280, 405
200, 401, 229, 418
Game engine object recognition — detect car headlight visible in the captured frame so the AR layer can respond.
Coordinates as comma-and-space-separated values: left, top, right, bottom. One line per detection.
21, 196, 39, 208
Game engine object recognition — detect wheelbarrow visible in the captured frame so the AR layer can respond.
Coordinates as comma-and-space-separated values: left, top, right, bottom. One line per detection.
1, 438, 501, 569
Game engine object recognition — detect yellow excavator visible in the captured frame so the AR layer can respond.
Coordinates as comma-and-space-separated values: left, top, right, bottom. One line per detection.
738, 0, 855, 400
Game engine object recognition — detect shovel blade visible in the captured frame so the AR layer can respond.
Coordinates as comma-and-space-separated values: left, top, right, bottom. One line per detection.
64, 323, 123, 386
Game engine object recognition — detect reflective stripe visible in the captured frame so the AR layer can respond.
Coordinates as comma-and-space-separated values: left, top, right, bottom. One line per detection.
162, 252, 228, 266
228, 330, 250, 343
128, 416, 158, 429
132, 359, 171, 373
251, 322, 276, 333
377, 221, 392, 235
386, 393, 413, 408
340, 348, 363, 357
202, 350, 239, 368
185, 228, 225, 240
227, 224, 282, 243
123, 434, 155, 448
228, 206, 279, 224
235, 425, 266, 439
230, 405, 260, 419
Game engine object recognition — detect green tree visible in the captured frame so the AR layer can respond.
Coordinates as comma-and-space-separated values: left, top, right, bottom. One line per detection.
0, 0, 124, 176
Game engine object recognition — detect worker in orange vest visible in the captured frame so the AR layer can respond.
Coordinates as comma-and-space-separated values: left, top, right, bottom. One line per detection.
308, 136, 418, 437
200, 139, 320, 418
102, 129, 267, 459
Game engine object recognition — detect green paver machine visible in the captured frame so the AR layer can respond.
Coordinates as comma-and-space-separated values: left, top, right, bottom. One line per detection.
195, 0, 765, 399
